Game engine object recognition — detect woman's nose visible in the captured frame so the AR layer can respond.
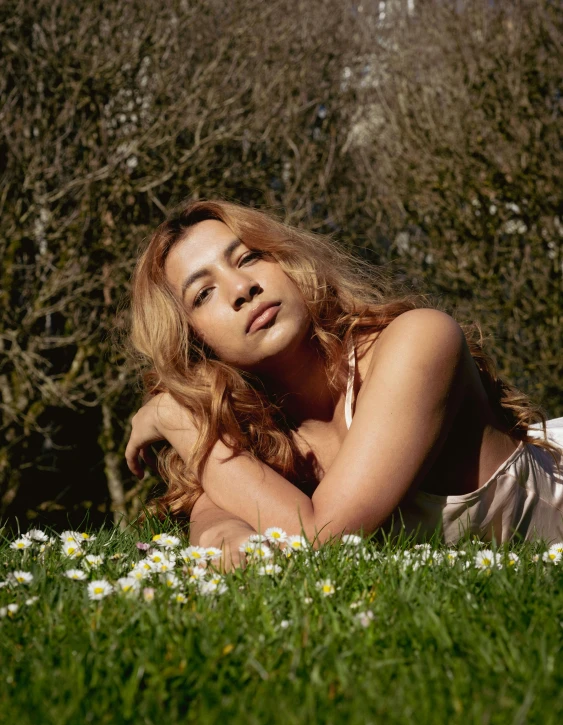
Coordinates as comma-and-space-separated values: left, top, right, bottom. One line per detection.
230, 274, 262, 308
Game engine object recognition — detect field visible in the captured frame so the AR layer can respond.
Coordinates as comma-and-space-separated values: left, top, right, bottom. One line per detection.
1, 522, 562, 724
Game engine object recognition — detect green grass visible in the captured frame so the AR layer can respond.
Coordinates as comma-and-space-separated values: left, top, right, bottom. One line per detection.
1, 520, 562, 725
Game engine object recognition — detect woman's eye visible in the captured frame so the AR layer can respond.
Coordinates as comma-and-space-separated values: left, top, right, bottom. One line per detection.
192, 252, 264, 307
241, 251, 263, 264
193, 288, 211, 307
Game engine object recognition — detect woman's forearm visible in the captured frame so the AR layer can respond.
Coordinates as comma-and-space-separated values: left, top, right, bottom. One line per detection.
189, 491, 257, 548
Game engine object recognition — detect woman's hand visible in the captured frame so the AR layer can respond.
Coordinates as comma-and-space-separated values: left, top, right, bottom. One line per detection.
201, 523, 254, 574
125, 392, 195, 479
216, 530, 252, 574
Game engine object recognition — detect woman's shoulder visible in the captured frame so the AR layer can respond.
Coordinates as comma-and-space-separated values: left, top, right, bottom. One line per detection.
355, 308, 462, 384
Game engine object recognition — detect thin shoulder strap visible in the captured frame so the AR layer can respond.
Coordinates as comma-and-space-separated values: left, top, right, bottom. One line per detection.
344, 336, 355, 430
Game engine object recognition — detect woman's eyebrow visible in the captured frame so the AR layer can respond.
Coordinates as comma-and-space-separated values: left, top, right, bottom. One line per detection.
181, 238, 243, 299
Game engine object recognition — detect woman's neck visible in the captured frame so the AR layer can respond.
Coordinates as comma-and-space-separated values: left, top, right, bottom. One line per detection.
259, 342, 342, 429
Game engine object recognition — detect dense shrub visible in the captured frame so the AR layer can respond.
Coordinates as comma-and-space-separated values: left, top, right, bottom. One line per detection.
0, 0, 560, 529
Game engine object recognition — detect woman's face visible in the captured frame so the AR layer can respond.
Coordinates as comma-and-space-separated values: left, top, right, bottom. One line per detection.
165, 219, 312, 371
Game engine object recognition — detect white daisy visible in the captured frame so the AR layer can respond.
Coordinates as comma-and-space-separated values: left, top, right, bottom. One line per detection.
316, 578, 336, 596
199, 580, 227, 595
150, 558, 176, 574
264, 527, 287, 545
62, 541, 83, 559
340, 550, 363, 564
548, 542, 563, 555
116, 577, 140, 594
239, 539, 260, 555
506, 552, 520, 568
355, 610, 375, 628
77, 533, 96, 543
280, 619, 291, 629
145, 552, 176, 572
147, 551, 176, 566
150, 533, 177, 545
154, 535, 181, 550
129, 565, 150, 581
285, 535, 310, 551
249, 533, 268, 543
413, 546, 435, 563
60, 530, 83, 545
474, 549, 499, 570
25, 529, 49, 542
202, 546, 222, 559
542, 550, 562, 564
174, 592, 188, 603
162, 572, 181, 589
257, 563, 282, 576
10, 537, 32, 551
341, 534, 362, 546
25, 596, 39, 606
445, 550, 459, 565
65, 569, 87, 581
188, 566, 207, 583
134, 559, 154, 574
82, 554, 105, 569
178, 546, 207, 563
12, 571, 34, 585
0, 603, 19, 618
246, 544, 273, 561
87, 580, 114, 600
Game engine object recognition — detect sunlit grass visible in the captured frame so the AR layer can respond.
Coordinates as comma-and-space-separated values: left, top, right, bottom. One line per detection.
1, 517, 562, 724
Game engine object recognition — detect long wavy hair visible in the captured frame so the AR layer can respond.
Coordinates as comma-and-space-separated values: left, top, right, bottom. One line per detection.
129, 199, 559, 522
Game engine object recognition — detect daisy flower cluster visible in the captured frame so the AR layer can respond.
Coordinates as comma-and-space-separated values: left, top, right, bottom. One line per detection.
2, 524, 563, 619
378, 541, 563, 573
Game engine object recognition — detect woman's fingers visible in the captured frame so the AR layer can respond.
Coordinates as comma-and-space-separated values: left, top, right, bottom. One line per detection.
125, 405, 168, 479
220, 549, 247, 573
125, 440, 145, 479
139, 446, 158, 474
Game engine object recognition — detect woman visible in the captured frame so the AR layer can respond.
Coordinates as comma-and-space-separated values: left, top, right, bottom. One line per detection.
125, 199, 563, 570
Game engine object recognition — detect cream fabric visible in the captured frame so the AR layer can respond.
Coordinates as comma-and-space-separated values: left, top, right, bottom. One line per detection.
344, 338, 563, 544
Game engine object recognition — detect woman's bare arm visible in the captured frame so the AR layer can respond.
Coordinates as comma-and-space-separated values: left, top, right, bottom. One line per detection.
189, 492, 257, 572
127, 309, 467, 546
181, 310, 468, 543
189, 491, 257, 547
124, 397, 258, 568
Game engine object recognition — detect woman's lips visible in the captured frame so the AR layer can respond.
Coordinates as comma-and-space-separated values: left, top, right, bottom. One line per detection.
247, 304, 281, 333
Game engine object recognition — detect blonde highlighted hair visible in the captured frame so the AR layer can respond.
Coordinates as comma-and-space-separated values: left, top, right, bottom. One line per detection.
129, 199, 558, 522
